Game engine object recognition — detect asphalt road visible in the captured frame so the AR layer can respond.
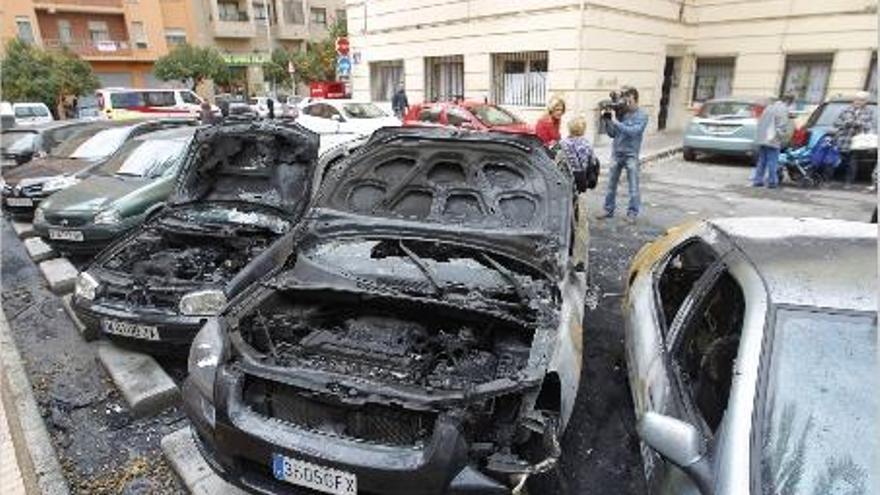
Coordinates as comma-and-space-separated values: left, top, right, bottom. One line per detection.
2, 153, 875, 495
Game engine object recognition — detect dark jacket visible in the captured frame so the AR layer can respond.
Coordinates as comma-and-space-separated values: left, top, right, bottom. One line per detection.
392, 89, 409, 115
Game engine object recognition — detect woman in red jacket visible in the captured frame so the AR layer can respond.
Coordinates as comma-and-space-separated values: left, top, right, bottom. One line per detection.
535, 96, 566, 147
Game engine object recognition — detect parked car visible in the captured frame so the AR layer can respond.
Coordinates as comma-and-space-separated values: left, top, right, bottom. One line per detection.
72, 120, 319, 349
248, 96, 284, 117
182, 127, 590, 495
622, 217, 877, 495
1, 120, 93, 168
95, 88, 218, 120
682, 97, 776, 161
790, 97, 878, 181
1, 101, 15, 130
34, 126, 197, 255
297, 99, 400, 136
12, 102, 54, 126
2, 119, 195, 219
404, 101, 533, 134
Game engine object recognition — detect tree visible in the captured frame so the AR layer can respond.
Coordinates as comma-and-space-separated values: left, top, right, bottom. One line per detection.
154, 43, 228, 90
1, 39, 99, 118
291, 20, 348, 84
263, 48, 294, 89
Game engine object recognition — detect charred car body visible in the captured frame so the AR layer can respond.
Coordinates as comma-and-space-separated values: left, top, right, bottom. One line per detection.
72, 120, 318, 349
183, 127, 590, 494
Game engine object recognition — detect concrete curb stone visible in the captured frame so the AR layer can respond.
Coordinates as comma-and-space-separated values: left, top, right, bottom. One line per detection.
60, 295, 94, 341
23, 237, 56, 263
0, 309, 70, 494
38, 258, 78, 295
96, 341, 178, 418
11, 222, 36, 239
161, 427, 247, 495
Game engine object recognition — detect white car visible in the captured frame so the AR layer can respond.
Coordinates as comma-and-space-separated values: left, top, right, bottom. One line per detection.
13, 102, 54, 126
297, 99, 400, 137
248, 96, 286, 118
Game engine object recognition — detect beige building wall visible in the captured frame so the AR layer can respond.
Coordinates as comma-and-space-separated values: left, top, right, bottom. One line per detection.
346, 0, 877, 139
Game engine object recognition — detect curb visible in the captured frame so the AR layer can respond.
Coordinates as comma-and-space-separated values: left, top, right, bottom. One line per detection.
641, 145, 683, 165
0, 310, 70, 495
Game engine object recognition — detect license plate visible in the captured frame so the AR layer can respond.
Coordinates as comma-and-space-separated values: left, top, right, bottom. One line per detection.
6, 197, 33, 207
101, 319, 160, 341
272, 454, 357, 495
48, 229, 83, 242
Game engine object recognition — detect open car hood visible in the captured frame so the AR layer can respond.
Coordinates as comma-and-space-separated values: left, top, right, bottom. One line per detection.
169, 120, 319, 217
312, 126, 571, 276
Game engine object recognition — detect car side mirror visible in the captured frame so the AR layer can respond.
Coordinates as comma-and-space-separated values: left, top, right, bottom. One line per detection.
637, 412, 713, 494
331, 114, 343, 122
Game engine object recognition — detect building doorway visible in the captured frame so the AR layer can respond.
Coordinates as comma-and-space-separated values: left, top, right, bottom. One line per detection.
658, 56, 676, 130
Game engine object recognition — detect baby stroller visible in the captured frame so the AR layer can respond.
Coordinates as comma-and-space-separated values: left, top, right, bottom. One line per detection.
779, 131, 840, 187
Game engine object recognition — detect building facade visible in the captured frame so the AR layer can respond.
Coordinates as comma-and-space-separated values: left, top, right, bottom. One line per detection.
346, 0, 878, 137
2, 0, 345, 94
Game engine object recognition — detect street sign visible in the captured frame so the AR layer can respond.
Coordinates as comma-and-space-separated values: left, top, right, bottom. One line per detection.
222, 53, 269, 65
335, 37, 350, 56
336, 56, 352, 75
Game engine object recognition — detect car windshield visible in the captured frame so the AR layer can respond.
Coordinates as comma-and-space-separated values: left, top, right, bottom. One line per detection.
812, 102, 877, 128
471, 105, 520, 126
342, 103, 385, 119
167, 204, 290, 234
14, 106, 49, 118
1, 131, 38, 153
758, 307, 877, 495
70, 127, 132, 160
699, 101, 755, 118
97, 139, 188, 177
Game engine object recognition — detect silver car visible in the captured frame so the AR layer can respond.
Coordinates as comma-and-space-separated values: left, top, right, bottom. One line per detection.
682, 97, 774, 161
622, 217, 877, 494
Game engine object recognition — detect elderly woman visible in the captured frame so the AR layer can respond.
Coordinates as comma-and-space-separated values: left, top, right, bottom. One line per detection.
535, 96, 566, 147
833, 90, 875, 187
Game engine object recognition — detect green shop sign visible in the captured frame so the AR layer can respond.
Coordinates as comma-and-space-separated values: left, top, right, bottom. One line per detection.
223, 53, 270, 65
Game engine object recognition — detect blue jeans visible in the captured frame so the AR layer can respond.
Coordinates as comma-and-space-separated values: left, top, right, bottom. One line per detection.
603, 155, 640, 216
753, 146, 780, 187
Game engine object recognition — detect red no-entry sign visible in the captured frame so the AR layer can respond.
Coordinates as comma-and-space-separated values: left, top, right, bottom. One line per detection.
335, 37, 350, 56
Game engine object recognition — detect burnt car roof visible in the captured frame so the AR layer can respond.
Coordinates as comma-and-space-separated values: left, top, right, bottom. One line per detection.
709, 217, 876, 311
310, 126, 571, 274
169, 120, 319, 216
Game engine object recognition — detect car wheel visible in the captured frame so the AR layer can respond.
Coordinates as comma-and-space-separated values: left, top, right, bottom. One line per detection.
683, 148, 696, 161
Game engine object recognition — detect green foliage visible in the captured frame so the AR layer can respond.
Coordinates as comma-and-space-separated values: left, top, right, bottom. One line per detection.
263, 48, 294, 87
0, 39, 99, 117
291, 20, 348, 84
154, 43, 228, 89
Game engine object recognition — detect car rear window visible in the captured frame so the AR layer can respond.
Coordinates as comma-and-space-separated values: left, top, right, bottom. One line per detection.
418, 106, 442, 123
70, 126, 132, 159
14, 105, 49, 118
1, 131, 38, 153
98, 138, 189, 177
470, 105, 520, 126
343, 103, 385, 119
699, 101, 756, 118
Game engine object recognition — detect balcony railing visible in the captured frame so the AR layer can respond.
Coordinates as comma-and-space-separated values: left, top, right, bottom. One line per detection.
218, 11, 249, 22
43, 38, 133, 58
33, 0, 123, 8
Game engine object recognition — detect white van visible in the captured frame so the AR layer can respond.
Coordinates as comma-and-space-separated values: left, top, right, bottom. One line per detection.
12, 103, 54, 126
95, 88, 217, 120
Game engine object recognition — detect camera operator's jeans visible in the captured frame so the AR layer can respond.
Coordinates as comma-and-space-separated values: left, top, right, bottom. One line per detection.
603, 155, 640, 217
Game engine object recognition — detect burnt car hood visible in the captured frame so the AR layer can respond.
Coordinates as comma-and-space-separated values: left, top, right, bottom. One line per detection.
2, 156, 96, 185
310, 126, 571, 277
40, 175, 148, 214
168, 120, 319, 217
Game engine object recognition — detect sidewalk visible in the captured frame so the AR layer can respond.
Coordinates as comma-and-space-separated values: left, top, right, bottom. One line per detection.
592, 130, 684, 164
0, 380, 28, 495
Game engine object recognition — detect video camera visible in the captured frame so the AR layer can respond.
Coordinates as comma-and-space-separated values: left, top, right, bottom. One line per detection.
598, 90, 628, 120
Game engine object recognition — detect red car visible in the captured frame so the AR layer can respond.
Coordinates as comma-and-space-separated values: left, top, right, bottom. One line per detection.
403, 101, 534, 135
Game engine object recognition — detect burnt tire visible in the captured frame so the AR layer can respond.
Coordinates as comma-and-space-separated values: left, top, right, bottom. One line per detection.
682, 148, 696, 161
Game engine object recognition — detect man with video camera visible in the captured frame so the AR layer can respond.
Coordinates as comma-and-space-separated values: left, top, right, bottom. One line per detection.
597, 86, 649, 222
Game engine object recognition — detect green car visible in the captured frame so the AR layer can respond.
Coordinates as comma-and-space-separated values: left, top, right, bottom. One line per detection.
34, 126, 196, 256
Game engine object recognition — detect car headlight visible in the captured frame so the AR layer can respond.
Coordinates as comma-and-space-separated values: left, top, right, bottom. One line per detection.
74, 272, 100, 301
93, 209, 121, 225
41, 175, 79, 193
33, 207, 45, 224
188, 320, 224, 400
179, 289, 227, 316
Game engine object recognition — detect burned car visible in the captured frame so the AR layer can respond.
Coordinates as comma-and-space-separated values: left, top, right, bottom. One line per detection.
623, 218, 877, 494
183, 127, 590, 494
72, 120, 318, 349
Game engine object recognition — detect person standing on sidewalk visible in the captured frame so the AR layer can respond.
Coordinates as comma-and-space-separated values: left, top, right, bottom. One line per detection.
392, 82, 409, 119
536, 96, 566, 148
752, 92, 794, 188
597, 87, 648, 222
832, 91, 875, 188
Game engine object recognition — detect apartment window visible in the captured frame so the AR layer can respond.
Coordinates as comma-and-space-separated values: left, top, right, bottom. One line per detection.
425, 55, 464, 102
692, 57, 735, 102
781, 54, 833, 106
370, 60, 404, 101
131, 22, 148, 49
88, 21, 110, 42
165, 28, 187, 46
492, 51, 548, 107
336, 9, 346, 26
57, 20, 73, 45
218, 2, 247, 21
16, 17, 35, 44
283, 0, 304, 24
310, 7, 326, 26
866, 53, 877, 98
253, 2, 267, 20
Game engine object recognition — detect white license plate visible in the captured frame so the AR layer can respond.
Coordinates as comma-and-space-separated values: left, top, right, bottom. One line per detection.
272, 454, 357, 495
48, 229, 83, 242
6, 197, 33, 207
101, 319, 160, 341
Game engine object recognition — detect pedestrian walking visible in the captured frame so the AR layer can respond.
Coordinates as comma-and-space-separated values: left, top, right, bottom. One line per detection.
832, 90, 875, 188
266, 97, 275, 119
597, 86, 648, 222
752, 92, 794, 188
392, 82, 409, 119
199, 100, 216, 125
535, 96, 566, 148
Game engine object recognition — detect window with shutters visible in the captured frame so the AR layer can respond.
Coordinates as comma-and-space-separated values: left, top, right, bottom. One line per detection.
491, 52, 548, 107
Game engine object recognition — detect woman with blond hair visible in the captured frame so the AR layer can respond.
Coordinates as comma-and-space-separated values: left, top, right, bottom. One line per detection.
535, 96, 566, 147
